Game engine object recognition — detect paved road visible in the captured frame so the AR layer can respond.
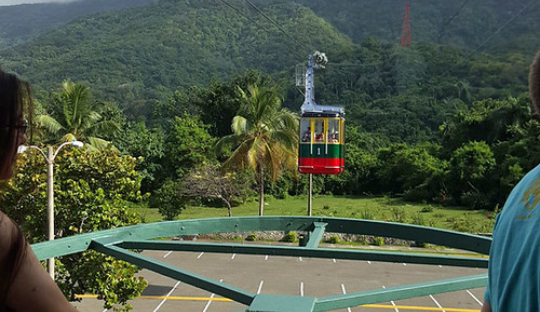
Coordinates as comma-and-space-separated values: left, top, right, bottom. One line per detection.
74, 246, 487, 312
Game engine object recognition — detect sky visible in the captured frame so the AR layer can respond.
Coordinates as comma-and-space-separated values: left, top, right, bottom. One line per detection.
0, 0, 77, 5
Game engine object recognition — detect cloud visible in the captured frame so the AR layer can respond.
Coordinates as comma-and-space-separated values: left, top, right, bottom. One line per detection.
0, 0, 79, 6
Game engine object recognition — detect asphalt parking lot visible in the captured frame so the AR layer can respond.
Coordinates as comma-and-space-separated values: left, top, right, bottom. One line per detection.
74, 246, 487, 312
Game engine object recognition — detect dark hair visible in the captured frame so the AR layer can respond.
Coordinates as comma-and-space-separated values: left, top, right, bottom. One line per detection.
529, 51, 540, 116
0, 69, 33, 309
0, 69, 33, 177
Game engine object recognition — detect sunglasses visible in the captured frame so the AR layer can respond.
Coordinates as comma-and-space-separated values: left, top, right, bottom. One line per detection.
1, 120, 28, 134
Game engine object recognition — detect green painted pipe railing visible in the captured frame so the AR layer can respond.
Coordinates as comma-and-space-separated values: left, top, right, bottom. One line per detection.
31, 216, 491, 312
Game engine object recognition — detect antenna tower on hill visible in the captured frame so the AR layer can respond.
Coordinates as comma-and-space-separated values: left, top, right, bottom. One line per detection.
400, 3, 412, 47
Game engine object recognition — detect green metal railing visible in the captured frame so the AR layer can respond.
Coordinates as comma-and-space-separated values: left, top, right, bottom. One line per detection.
31, 216, 491, 312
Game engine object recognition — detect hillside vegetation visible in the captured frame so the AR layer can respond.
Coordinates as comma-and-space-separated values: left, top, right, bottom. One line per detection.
2, 0, 539, 55
293, 0, 540, 55
0, 0, 354, 104
0, 0, 158, 48
1, 0, 535, 143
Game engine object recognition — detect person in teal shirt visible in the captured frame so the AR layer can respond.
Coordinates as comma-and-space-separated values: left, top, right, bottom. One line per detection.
482, 51, 540, 312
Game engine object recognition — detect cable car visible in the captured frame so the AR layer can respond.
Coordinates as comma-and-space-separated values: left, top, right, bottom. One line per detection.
297, 52, 345, 175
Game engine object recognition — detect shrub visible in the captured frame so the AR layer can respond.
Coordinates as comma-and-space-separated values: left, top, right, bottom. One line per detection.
450, 215, 477, 233
372, 237, 385, 246
433, 212, 446, 218
390, 207, 406, 223
282, 232, 298, 243
151, 180, 187, 220
421, 206, 434, 213
360, 209, 375, 220
412, 241, 427, 248
412, 212, 425, 226
246, 233, 258, 241
327, 235, 340, 244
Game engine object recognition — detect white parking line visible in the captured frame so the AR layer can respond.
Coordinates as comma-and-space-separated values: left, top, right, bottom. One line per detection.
197, 252, 204, 259
299, 257, 303, 262
231, 253, 236, 260
332, 259, 336, 263
202, 293, 216, 312
340, 284, 352, 312
429, 294, 445, 312
300, 282, 304, 297
202, 279, 223, 312
466, 290, 483, 305
367, 261, 371, 264
265, 255, 269, 261
382, 286, 399, 312
152, 281, 181, 312
163, 251, 173, 258
257, 280, 264, 294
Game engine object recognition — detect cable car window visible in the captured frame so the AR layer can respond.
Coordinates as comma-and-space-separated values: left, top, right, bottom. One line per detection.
300, 119, 311, 142
328, 119, 339, 143
314, 119, 325, 142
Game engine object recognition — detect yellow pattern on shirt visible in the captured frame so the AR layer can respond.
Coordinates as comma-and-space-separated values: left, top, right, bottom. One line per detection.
520, 176, 540, 211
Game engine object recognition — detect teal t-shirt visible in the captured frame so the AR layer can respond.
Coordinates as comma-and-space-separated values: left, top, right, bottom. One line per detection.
485, 163, 540, 311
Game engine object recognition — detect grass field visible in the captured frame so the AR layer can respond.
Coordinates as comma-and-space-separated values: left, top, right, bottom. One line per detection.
130, 195, 496, 234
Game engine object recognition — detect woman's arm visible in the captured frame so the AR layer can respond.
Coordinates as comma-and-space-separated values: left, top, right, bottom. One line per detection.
481, 301, 492, 312
0, 212, 76, 312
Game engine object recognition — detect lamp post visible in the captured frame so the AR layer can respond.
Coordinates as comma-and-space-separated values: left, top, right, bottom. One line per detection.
18, 140, 84, 279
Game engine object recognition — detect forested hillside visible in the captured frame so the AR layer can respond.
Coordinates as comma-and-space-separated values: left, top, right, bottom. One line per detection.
292, 0, 540, 55
0, 0, 158, 49
2, 0, 539, 54
0, 0, 354, 104
0, 0, 535, 143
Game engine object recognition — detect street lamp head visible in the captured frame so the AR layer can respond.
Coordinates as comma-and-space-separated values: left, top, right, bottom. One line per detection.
70, 140, 84, 148
17, 145, 28, 154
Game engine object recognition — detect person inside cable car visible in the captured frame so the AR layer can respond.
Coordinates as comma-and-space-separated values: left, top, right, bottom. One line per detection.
315, 132, 324, 142
302, 127, 311, 142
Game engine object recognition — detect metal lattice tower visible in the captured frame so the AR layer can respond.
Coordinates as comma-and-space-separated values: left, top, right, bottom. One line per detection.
400, 3, 412, 47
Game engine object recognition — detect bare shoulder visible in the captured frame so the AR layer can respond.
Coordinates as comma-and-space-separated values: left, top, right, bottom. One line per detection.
0, 211, 16, 259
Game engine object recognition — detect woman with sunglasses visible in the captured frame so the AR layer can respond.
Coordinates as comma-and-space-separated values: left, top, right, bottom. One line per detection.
0, 69, 76, 311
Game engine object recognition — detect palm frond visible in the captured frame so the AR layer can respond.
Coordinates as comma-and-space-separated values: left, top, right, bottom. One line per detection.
87, 119, 120, 138
223, 82, 299, 193
231, 116, 248, 135
88, 137, 118, 152
60, 133, 78, 143
215, 133, 240, 154
222, 138, 256, 172
258, 140, 284, 181
36, 114, 65, 136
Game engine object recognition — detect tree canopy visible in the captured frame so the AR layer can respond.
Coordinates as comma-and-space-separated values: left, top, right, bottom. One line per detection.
216, 83, 298, 215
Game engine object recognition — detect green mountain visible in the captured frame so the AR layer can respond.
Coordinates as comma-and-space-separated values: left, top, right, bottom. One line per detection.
0, 0, 533, 143
0, 0, 354, 103
292, 0, 540, 55
2, 0, 539, 55
0, 0, 159, 49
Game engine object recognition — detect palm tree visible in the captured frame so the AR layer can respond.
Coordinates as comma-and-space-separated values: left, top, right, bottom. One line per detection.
216, 83, 298, 216
37, 80, 119, 151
